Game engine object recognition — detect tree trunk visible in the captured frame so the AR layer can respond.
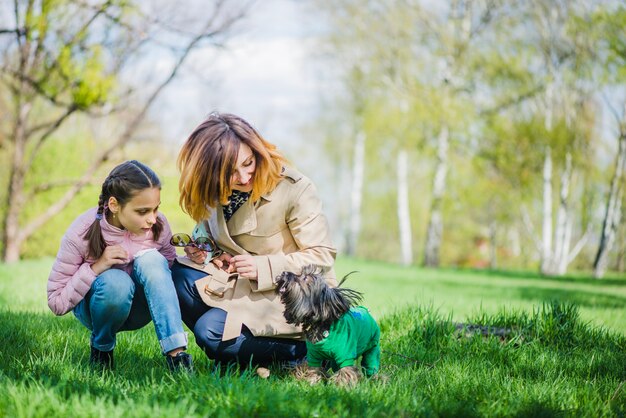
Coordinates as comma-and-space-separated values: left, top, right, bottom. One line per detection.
556, 218, 573, 275
346, 131, 365, 257
2, 100, 32, 262
615, 219, 625, 273
489, 219, 497, 269
540, 146, 553, 274
508, 227, 521, 258
554, 152, 572, 275
424, 125, 449, 267
0, 1, 249, 262
397, 149, 412, 266
593, 115, 626, 278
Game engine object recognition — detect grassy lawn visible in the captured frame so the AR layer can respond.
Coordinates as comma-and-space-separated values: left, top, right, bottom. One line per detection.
336, 258, 626, 336
0, 257, 624, 417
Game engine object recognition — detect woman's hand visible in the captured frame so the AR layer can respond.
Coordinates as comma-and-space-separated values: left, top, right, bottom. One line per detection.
184, 245, 207, 265
211, 252, 234, 271
91, 245, 129, 275
230, 254, 258, 280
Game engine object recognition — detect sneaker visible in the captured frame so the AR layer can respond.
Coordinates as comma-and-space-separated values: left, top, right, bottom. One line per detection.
90, 346, 114, 369
166, 351, 193, 372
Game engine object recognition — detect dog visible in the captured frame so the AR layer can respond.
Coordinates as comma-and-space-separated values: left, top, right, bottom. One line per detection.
275, 265, 381, 386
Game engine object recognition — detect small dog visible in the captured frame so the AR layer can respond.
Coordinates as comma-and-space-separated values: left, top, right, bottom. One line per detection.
275, 265, 381, 386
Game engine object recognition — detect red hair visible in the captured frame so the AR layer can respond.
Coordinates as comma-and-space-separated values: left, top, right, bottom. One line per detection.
177, 112, 287, 222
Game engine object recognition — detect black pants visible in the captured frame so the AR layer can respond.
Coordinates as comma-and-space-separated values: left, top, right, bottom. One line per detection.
171, 262, 306, 367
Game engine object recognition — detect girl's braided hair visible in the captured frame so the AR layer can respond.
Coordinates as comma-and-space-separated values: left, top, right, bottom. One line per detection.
83, 160, 163, 259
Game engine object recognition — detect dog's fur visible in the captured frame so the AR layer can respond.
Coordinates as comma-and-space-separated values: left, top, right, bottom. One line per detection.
275, 265, 379, 387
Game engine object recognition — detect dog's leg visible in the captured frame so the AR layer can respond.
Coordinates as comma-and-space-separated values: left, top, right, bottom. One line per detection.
362, 344, 389, 384
294, 366, 327, 385
330, 366, 362, 387
361, 343, 381, 377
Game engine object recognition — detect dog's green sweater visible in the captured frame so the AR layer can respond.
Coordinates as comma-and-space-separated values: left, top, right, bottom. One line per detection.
306, 306, 380, 377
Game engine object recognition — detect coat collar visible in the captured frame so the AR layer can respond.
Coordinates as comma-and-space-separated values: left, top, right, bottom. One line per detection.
208, 209, 249, 255
208, 166, 304, 248
226, 199, 257, 236
259, 166, 303, 201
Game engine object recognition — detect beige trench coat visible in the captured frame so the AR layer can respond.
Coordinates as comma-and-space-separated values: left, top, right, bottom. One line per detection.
176, 167, 337, 341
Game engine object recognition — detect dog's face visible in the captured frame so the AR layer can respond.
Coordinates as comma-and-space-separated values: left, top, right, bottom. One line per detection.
275, 265, 362, 331
275, 267, 327, 327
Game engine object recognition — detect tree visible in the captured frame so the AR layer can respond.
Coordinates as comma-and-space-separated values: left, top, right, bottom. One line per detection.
476, 0, 602, 276
587, 5, 626, 278
317, 0, 505, 266
0, 0, 250, 262
593, 102, 626, 278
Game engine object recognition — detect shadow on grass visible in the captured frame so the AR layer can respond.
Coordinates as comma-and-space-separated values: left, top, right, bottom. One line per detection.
0, 309, 93, 369
0, 310, 184, 388
458, 267, 626, 287
0, 308, 410, 416
434, 278, 626, 310
511, 401, 570, 418
381, 303, 626, 383
516, 286, 626, 309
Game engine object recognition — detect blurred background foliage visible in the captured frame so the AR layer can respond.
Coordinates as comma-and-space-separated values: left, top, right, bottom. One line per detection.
313, 0, 626, 276
1, 0, 625, 278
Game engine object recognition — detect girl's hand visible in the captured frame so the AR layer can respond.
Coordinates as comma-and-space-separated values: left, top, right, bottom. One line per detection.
184, 245, 207, 265
230, 254, 258, 280
211, 252, 234, 271
91, 245, 129, 275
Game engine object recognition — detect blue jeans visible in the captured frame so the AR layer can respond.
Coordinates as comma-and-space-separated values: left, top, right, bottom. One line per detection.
73, 250, 187, 354
171, 262, 306, 367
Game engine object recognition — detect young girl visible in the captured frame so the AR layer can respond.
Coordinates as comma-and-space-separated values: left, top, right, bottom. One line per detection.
47, 160, 192, 371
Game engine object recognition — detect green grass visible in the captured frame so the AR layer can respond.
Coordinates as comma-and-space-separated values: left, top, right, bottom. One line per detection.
336, 258, 626, 336
0, 258, 625, 417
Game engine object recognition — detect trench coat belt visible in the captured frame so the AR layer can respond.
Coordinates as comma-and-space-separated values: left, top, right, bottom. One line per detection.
221, 275, 252, 341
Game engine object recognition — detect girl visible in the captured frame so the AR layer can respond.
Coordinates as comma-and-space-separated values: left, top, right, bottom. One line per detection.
172, 112, 337, 370
47, 160, 192, 371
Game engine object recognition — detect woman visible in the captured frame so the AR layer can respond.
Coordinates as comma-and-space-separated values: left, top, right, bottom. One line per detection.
172, 112, 337, 369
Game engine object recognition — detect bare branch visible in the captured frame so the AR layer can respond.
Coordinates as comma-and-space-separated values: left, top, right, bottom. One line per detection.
17, 4, 251, 244
24, 105, 78, 174
0, 28, 25, 36
17, 170, 97, 245
601, 91, 624, 127
7, 69, 75, 108
469, 0, 498, 38
25, 178, 94, 200
479, 84, 545, 116
75, 0, 139, 34
30, 1, 115, 93
521, 205, 543, 253
25, 106, 78, 137
567, 223, 592, 265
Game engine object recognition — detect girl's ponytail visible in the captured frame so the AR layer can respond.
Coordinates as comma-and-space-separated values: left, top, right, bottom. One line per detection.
83, 187, 108, 260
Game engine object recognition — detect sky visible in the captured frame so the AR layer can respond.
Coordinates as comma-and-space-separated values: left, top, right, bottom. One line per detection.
149, 0, 346, 243
156, 0, 329, 157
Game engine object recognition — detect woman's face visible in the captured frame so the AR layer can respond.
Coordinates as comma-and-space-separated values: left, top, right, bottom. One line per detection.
230, 143, 256, 193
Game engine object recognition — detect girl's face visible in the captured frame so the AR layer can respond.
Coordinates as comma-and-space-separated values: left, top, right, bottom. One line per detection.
108, 187, 161, 235
230, 143, 256, 193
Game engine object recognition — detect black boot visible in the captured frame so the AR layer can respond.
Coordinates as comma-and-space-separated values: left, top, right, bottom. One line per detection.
166, 351, 193, 372
90, 346, 114, 369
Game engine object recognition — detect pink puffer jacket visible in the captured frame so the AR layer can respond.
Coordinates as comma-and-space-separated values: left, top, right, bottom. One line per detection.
47, 207, 177, 316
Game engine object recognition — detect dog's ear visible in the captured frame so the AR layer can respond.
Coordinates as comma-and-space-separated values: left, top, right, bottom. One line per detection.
338, 271, 359, 287
301, 264, 329, 277
336, 287, 363, 307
